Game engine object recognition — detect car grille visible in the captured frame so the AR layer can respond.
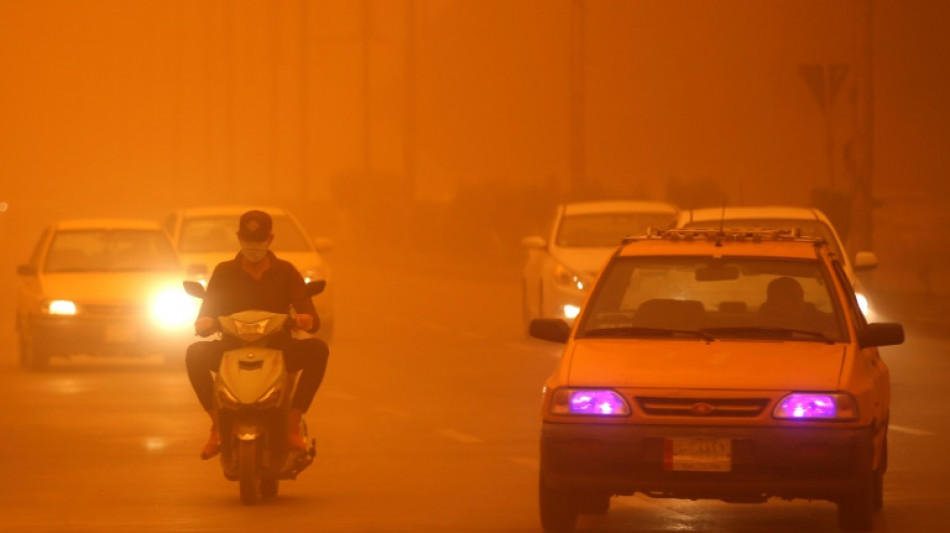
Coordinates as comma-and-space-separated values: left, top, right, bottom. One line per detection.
636, 396, 769, 418
81, 304, 145, 317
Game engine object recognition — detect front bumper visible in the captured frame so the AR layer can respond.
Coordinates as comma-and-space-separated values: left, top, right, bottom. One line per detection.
541, 422, 874, 502
30, 315, 191, 358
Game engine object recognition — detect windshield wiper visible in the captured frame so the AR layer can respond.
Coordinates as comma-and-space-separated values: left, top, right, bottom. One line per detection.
700, 326, 835, 344
583, 326, 714, 342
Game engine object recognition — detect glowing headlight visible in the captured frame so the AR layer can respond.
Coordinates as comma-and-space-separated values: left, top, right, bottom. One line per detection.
855, 292, 870, 317
47, 300, 77, 315
563, 304, 581, 319
551, 388, 631, 416
301, 266, 327, 285
553, 264, 586, 291
773, 393, 857, 421
150, 288, 200, 329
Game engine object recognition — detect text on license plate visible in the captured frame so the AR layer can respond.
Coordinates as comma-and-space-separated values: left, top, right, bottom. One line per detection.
664, 437, 732, 472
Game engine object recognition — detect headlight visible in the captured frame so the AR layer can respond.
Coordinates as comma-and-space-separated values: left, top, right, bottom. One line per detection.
150, 287, 200, 329
855, 292, 870, 317
235, 319, 270, 343
550, 388, 631, 416
47, 300, 77, 315
772, 393, 858, 421
553, 264, 586, 291
563, 304, 581, 319
301, 266, 327, 285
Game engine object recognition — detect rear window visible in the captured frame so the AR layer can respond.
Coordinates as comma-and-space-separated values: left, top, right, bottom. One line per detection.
556, 213, 676, 247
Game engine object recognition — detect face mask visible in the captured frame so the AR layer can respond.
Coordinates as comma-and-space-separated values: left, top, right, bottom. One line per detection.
240, 242, 269, 263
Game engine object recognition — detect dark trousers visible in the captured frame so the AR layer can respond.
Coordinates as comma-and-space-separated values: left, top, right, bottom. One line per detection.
186, 336, 329, 413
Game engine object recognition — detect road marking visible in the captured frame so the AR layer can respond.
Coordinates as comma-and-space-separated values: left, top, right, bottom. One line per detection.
435, 428, 483, 444
323, 390, 357, 401
375, 406, 415, 419
890, 424, 936, 436
509, 456, 539, 470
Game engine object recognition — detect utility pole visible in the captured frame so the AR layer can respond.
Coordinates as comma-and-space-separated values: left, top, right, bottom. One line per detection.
569, 0, 586, 199
851, 0, 875, 253
404, 0, 417, 199
361, 0, 375, 175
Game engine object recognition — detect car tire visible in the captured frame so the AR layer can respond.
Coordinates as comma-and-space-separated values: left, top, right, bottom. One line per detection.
872, 433, 887, 512
539, 474, 579, 532
837, 471, 875, 532
577, 492, 610, 515
20, 321, 50, 371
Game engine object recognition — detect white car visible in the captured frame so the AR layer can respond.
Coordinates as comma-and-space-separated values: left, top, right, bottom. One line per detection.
15, 218, 197, 369
162, 206, 335, 342
521, 200, 678, 330
676, 206, 879, 318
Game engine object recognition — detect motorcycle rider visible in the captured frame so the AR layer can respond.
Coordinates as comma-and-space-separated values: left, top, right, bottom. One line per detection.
185, 209, 330, 460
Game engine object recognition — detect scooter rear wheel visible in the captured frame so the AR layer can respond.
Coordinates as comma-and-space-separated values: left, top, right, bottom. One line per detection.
238, 440, 260, 505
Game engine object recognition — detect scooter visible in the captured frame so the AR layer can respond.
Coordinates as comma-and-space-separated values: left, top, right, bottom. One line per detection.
183, 279, 325, 505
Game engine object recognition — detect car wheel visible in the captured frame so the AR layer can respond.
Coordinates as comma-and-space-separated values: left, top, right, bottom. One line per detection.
837, 471, 875, 532
20, 321, 51, 371
539, 474, 579, 532
872, 433, 888, 512
521, 281, 534, 334
577, 492, 610, 515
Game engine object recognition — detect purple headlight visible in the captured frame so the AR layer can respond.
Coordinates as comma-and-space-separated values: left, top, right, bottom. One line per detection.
551, 389, 630, 416
773, 393, 857, 420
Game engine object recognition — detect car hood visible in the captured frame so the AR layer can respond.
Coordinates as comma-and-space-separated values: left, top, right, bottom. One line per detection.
40, 271, 186, 303
551, 247, 617, 278
179, 250, 328, 278
566, 339, 846, 391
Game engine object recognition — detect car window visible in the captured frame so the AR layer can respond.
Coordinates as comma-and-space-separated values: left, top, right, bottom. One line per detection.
44, 229, 180, 272
177, 214, 312, 253
556, 213, 676, 247
682, 219, 843, 260
579, 256, 846, 342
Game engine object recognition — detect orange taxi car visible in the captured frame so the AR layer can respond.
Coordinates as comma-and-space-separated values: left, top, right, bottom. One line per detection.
529, 228, 904, 532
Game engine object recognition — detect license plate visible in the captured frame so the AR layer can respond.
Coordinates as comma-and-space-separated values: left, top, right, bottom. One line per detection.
664, 437, 732, 472
104, 324, 137, 343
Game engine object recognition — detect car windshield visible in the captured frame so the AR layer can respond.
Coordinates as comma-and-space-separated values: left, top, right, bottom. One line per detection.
44, 229, 180, 273
178, 214, 312, 253
578, 256, 847, 342
682, 219, 843, 259
556, 212, 675, 247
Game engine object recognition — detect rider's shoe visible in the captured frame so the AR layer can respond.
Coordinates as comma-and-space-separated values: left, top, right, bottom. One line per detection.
288, 408, 307, 452
200, 425, 220, 460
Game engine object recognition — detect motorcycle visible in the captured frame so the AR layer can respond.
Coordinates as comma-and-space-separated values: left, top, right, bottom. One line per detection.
183, 279, 325, 505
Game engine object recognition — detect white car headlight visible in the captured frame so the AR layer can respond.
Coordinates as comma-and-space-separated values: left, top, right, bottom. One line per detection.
553, 263, 586, 291
150, 287, 200, 329
47, 300, 77, 315
855, 292, 870, 317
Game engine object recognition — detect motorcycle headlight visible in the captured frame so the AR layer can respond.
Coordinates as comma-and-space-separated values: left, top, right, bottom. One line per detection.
301, 266, 327, 285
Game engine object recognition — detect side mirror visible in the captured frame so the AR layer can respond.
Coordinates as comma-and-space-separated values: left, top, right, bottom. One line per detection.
312, 237, 334, 252
182, 280, 206, 299
522, 236, 546, 250
306, 279, 326, 297
859, 322, 904, 348
17, 264, 37, 276
529, 318, 571, 344
853, 251, 879, 271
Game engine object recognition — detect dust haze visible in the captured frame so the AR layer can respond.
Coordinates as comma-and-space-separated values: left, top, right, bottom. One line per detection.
1, 0, 949, 323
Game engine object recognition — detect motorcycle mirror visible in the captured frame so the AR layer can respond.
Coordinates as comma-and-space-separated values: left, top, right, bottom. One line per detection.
305, 279, 326, 296
183, 280, 206, 299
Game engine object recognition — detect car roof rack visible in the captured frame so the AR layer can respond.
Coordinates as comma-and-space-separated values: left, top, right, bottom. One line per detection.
622, 227, 827, 246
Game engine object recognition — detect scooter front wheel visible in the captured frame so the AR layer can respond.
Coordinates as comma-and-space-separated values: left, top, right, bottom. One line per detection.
238, 440, 260, 505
